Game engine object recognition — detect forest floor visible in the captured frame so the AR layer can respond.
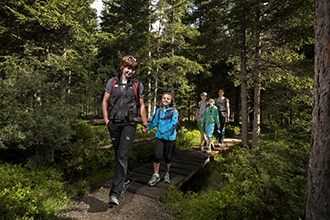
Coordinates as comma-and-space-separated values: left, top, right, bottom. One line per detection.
57, 137, 243, 220
58, 187, 174, 220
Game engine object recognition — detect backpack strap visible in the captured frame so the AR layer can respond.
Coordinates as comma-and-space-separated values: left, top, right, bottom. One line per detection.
133, 79, 140, 107
158, 108, 175, 120
111, 77, 117, 93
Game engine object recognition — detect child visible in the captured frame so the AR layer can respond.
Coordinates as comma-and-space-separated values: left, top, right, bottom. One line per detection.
202, 98, 220, 153
142, 92, 179, 186
196, 92, 208, 150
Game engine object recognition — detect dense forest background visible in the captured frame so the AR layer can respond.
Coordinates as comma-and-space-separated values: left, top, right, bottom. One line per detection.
0, 0, 314, 160
0, 0, 316, 218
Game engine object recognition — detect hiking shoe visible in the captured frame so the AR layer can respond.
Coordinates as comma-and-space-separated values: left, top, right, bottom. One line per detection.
163, 172, 170, 183
123, 179, 130, 187
108, 195, 119, 207
148, 174, 160, 187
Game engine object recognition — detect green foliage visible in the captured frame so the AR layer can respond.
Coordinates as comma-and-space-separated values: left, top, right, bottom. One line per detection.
0, 0, 99, 164
56, 120, 115, 189
0, 163, 70, 219
129, 141, 155, 169
0, 0, 315, 218
162, 129, 309, 219
176, 128, 200, 150
225, 123, 241, 137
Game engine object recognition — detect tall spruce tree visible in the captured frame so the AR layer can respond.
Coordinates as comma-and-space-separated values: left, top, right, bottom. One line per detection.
306, 0, 330, 218
149, 0, 203, 119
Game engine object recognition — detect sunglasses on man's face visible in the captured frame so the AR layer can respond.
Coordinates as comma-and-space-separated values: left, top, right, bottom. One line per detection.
127, 56, 137, 62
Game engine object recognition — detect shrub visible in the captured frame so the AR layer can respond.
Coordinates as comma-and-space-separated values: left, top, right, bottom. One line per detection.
162, 128, 309, 219
0, 163, 70, 219
176, 128, 200, 150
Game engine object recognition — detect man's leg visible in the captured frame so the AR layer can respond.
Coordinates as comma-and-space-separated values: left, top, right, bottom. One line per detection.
218, 116, 226, 146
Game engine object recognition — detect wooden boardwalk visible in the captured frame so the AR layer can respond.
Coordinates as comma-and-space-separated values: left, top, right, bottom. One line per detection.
120, 138, 242, 200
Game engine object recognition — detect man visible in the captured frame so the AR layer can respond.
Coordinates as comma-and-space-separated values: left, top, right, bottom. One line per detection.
215, 89, 230, 147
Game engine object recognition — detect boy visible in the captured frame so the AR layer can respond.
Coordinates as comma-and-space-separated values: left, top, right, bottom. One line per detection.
202, 98, 220, 153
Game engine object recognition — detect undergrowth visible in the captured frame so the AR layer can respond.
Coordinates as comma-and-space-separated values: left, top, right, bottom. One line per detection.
161, 128, 309, 219
1, 119, 304, 219
0, 163, 70, 219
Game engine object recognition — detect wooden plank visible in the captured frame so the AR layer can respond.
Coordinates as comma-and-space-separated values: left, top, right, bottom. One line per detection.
128, 171, 185, 189
171, 157, 206, 166
124, 182, 167, 199
169, 161, 203, 171
124, 174, 186, 199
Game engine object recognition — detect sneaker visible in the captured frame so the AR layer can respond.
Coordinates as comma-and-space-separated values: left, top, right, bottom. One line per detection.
163, 172, 170, 183
123, 179, 130, 187
217, 143, 222, 148
205, 148, 211, 153
148, 174, 160, 187
108, 195, 119, 207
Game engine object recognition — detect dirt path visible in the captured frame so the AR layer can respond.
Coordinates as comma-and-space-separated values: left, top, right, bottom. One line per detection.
58, 187, 174, 220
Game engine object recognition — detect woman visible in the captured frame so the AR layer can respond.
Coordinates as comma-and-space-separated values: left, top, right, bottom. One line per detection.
102, 55, 148, 207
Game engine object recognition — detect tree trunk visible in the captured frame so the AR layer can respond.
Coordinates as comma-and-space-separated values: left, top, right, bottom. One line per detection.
305, 0, 330, 218
240, 25, 248, 148
234, 86, 240, 126
252, 31, 261, 149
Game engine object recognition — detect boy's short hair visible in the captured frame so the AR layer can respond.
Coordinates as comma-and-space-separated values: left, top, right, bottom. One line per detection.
120, 55, 138, 71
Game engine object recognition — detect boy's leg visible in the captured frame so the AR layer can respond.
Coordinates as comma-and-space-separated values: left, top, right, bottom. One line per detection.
205, 123, 215, 152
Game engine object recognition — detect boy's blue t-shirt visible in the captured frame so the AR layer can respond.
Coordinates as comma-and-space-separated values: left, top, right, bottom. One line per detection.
147, 106, 178, 141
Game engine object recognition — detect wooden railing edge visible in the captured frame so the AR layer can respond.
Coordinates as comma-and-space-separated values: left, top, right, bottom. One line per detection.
100, 137, 156, 149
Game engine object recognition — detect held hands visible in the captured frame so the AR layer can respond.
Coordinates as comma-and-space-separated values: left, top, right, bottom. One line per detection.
142, 124, 148, 133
